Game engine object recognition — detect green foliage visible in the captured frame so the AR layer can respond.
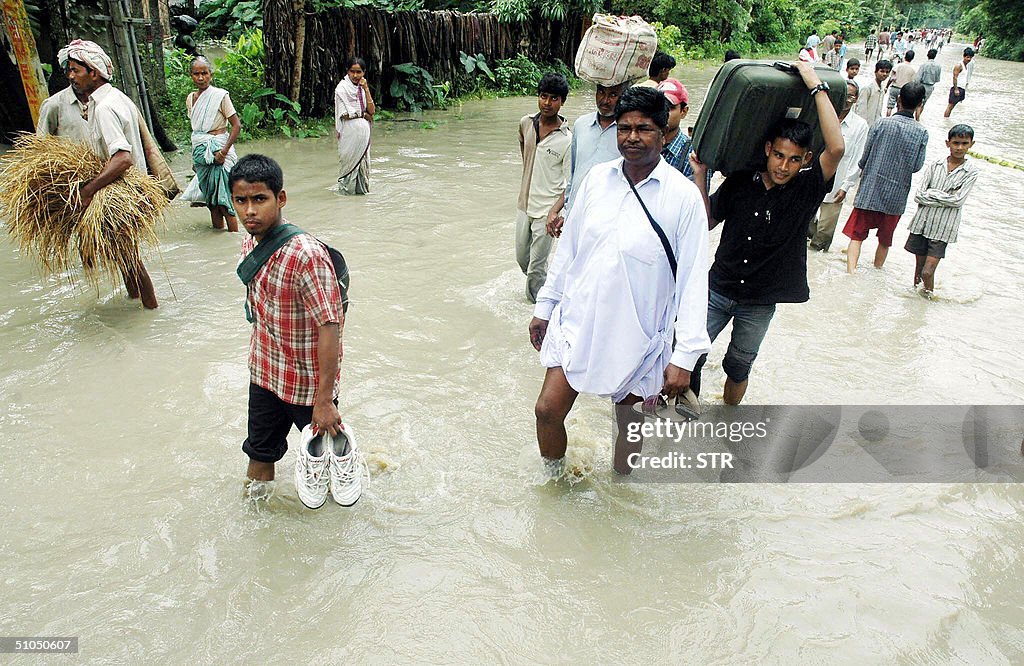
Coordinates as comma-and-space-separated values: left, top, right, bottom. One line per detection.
651, 21, 684, 53
159, 47, 198, 140
490, 0, 530, 21
459, 51, 496, 98
390, 63, 451, 111
23, 0, 43, 38
459, 52, 496, 81
490, 0, 600, 22
158, 29, 324, 143
647, 0, 890, 62
819, 19, 841, 36
489, 54, 581, 98
493, 53, 544, 96
956, 4, 985, 35
957, 0, 1024, 61
198, 0, 263, 40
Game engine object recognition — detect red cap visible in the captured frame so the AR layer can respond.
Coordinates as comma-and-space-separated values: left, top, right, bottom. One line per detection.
657, 78, 689, 106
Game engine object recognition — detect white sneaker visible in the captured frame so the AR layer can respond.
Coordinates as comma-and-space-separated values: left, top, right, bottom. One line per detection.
327, 424, 366, 507
295, 425, 329, 509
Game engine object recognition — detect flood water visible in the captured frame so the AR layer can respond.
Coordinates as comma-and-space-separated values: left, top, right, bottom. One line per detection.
2, 43, 1023, 662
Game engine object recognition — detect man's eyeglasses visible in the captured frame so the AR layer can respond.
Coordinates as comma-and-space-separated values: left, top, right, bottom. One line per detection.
616, 125, 660, 137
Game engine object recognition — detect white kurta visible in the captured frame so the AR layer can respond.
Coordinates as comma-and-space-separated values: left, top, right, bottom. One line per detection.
534, 158, 711, 402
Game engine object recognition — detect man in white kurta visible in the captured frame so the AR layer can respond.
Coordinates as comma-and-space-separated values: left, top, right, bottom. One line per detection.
529, 86, 711, 476
62, 39, 158, 309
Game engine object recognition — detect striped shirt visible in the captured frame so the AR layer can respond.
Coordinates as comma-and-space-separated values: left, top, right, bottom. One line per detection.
907, 158, 978, 243
240, 229, 343, 405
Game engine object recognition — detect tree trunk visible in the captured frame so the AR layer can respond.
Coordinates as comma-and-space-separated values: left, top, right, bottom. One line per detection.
289, 0, 307, 103
42, 0, 69, 92
146, 94, 176, 151
147, 0, 167, 98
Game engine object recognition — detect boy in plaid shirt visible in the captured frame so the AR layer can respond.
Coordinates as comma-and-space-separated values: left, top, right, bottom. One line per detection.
231, 155, 345, 500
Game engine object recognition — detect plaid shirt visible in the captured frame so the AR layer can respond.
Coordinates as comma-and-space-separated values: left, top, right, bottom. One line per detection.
240, 227, 343, 406
853, 112, 928, 215
661, 130, 696, 180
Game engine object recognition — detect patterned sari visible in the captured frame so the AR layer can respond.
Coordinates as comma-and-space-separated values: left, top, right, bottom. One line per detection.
181, 86, 237, 215
334, 76, 371, 195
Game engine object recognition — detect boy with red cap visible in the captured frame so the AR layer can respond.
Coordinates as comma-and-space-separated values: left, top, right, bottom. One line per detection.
656, 78, 697, 182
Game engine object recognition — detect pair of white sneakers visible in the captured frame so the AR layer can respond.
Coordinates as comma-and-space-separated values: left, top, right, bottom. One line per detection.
294, 423, 366, 509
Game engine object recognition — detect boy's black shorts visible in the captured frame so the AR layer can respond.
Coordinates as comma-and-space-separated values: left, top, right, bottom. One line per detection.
242, 384, 336, 463
905, 232, 948, 258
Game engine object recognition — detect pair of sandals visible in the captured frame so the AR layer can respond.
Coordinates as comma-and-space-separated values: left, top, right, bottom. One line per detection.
635, 388, 702, 421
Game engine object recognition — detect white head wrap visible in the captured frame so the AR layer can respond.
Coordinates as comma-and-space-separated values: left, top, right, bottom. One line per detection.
58, 40, 114, 80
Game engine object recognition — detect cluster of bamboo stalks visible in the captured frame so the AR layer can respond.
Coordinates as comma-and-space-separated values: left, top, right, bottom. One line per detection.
0, 133, 166, 288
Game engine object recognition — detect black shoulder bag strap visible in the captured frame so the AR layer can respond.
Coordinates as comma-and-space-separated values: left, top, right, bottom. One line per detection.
625, 174, 677, 278
236, 222, 305, 323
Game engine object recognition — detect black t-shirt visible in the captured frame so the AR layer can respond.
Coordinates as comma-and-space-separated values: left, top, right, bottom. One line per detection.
709, 159, 833, 304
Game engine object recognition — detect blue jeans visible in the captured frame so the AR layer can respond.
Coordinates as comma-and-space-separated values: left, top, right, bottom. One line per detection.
691, 289, 777, 396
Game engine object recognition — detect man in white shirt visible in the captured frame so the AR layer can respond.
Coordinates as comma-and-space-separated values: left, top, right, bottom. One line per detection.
529, 86, 711, 476
944, 48, 976, 118
854, 59, 892, 127
809, 79, 869, 251
62, 40, 158, 309
893, 34, 908, 62
36, 85, 91, 144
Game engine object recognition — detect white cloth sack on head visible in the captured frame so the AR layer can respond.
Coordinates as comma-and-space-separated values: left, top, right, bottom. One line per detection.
574, 14, 658, 86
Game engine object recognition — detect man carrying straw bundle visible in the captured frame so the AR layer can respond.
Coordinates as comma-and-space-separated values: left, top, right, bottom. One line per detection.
52, 40, 159, 308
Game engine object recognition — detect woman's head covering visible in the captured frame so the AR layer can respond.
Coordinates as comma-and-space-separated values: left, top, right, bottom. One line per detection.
58, 40, 114, 80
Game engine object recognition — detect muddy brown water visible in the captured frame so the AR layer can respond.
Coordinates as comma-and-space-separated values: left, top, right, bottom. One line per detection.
2, 44, 1023, 661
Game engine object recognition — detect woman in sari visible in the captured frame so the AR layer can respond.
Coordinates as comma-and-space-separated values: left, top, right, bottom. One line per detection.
334, 57, 375, 195
181, 56, 241, 231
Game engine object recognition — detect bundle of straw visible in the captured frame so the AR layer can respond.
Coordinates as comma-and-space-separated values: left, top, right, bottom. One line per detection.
0, 133, 167, 288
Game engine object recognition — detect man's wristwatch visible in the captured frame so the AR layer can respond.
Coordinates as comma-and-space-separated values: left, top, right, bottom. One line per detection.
809, 82, 830, 96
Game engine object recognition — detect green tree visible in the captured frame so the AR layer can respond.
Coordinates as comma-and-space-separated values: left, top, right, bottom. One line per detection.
962, 0, 1024, 60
